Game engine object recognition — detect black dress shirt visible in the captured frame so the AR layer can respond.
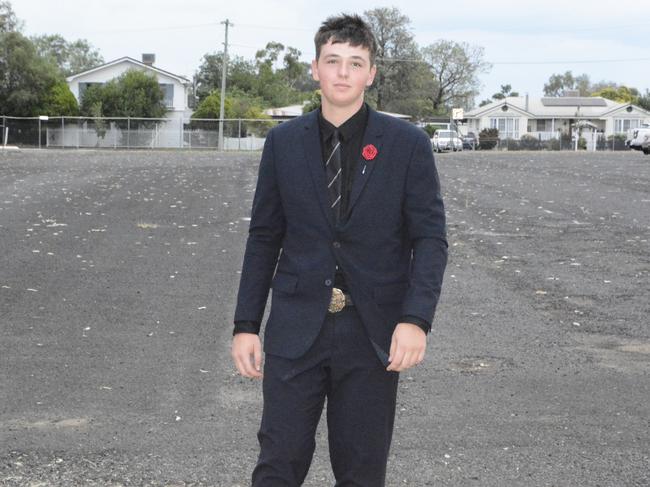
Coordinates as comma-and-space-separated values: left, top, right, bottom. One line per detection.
233, 103, 430, 336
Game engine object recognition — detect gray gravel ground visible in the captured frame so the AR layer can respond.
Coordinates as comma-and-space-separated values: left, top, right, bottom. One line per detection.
0, 148, 648, 487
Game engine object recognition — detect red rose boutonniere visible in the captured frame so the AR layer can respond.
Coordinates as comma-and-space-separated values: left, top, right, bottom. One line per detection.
362, 144, 378, 161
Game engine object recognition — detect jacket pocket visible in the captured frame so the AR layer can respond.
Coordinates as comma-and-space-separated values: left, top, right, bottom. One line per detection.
373, 281, 409, 304
271, 272, 299, 294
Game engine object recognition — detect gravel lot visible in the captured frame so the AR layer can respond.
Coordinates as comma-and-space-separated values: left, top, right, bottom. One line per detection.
0, 148, 648, 486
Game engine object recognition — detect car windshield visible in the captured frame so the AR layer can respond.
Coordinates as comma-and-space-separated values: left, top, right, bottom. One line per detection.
437, 131, 453, 137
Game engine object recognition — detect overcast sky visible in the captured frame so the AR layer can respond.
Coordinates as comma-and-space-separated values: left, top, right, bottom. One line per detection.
13, 0, 650, 105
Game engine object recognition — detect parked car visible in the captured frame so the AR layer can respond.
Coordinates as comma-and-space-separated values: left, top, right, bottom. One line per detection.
642, 133, 650, 155
462, 132, 478, 150
432, 130, 463, 152
626, 124, 650, 151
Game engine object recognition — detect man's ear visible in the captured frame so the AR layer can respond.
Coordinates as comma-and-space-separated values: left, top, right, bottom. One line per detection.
311, 59, 320, 82
366, 64, 377, 87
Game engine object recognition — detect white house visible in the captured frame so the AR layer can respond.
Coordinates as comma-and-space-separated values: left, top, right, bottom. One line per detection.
464, 94, 650, 147
62, 54, 192, 148
67, 54, 192, 120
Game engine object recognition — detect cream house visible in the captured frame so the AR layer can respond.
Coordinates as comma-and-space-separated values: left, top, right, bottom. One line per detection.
62, 55, 192, 148
67, 54, 192, 121
465, 95, 650, 144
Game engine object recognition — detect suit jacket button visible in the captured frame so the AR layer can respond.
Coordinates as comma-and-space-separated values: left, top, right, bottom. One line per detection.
333, 241, 341, 249
324, 279, 332, 286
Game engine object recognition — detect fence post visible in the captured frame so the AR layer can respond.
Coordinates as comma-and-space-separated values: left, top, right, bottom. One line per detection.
127, 117, 131, 149
180, 117, 183, 149
61, 117, 65, 148
238, 119, 242, 151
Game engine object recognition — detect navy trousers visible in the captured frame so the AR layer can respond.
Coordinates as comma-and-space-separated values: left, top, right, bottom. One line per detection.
252, 306, 400, 487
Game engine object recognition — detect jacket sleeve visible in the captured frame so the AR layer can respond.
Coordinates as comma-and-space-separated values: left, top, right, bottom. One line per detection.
401, 132, 448, 326
233, 129, 286, 324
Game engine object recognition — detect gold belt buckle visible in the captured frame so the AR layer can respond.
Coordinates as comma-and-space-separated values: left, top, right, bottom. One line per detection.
328, 287, 346, 313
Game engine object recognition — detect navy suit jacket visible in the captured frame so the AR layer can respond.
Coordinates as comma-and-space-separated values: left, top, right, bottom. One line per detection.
234, 107, 447, 365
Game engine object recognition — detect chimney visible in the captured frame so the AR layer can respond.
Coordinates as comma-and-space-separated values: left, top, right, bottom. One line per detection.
525, 93, 529, 112
142, 53, 155, 66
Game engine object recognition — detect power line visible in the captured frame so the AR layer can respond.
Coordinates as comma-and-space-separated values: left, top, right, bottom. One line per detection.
93, 22, 219, 33
234, 23, 313, 32
374, 56, 650, 66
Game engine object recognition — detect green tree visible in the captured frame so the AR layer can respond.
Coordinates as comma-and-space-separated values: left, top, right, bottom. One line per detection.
420, 40, 490, 114
192, 89, 266, 119
0, 1, 23, 33
492, 84, 519, 100
637, 89, 650, 111
302, 90, 322, 114
254, 41, 307, 106
279, 46, 314, 92
194, 52, 257, 101
42, 81, 78, 115
31, 34, 104, 77
363, 7, 422, 112
543, 71, 591, 96
0, 31, 61, 116
192, 89, 270, 136
591, 85, 639, 103
79, 69, 167, 118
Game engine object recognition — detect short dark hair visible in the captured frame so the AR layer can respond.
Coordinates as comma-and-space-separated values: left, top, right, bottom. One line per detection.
314, 14, 377, 65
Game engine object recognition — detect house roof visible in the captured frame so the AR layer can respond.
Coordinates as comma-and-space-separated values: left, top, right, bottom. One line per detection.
466, 96, 649, 119
66, 56, 191, 84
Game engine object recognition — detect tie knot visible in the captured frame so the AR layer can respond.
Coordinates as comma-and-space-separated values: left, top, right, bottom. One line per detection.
332, 129, 341, 145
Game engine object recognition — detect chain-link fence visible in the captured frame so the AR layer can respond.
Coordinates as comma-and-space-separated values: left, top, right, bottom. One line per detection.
0, 115, 283, 150
1, 115, 636, 152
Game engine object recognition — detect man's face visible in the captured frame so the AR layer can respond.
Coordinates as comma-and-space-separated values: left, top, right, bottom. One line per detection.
311, 40, 376, 110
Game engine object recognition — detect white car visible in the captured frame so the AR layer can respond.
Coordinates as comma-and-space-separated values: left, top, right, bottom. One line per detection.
432, 130, 463, 152
626, 124, 650, 151
642, 133, 650, 155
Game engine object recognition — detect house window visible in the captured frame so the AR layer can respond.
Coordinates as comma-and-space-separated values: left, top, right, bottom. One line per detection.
159, 84, 174, 108
490, 117, 520, 139
537, 120, 546, 132
614, 118, 642, 133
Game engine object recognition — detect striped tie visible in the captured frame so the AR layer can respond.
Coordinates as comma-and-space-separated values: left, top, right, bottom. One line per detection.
326, 129, 342, 222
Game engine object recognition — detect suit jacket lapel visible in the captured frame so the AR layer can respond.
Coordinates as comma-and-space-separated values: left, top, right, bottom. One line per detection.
302, 111, 335, 229
347, 108, 385, 214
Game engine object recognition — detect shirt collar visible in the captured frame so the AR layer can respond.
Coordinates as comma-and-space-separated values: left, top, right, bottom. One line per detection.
318, 103, 368, 142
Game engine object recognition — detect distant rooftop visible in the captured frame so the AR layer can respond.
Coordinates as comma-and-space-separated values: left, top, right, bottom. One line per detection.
541, 97, 607, 107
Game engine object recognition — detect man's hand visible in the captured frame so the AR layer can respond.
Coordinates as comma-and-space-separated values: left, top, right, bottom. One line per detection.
232, 333, 263, 378
386, 323, 427, 372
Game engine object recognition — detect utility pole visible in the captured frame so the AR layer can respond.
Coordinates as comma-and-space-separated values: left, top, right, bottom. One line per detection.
218, 19, 232, 151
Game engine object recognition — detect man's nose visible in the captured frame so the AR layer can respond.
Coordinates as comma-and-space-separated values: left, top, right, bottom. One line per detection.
337, 63, 350, 78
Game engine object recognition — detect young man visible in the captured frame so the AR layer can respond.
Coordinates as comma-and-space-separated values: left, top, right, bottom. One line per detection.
232, 14, 447, 486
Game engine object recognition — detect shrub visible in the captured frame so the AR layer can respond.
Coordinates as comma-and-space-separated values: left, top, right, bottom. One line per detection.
519, 134, 541, 150
42, 81, 79, 116
578, 137, 587, 150
502, 138, 520, 151
607, 134, 627, 151
478, 127, 498, 150
422, 124, 437, 138
542, 138, 561, 151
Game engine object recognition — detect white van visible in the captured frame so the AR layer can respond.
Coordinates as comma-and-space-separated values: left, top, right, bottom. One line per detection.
626, 124, 650, 151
